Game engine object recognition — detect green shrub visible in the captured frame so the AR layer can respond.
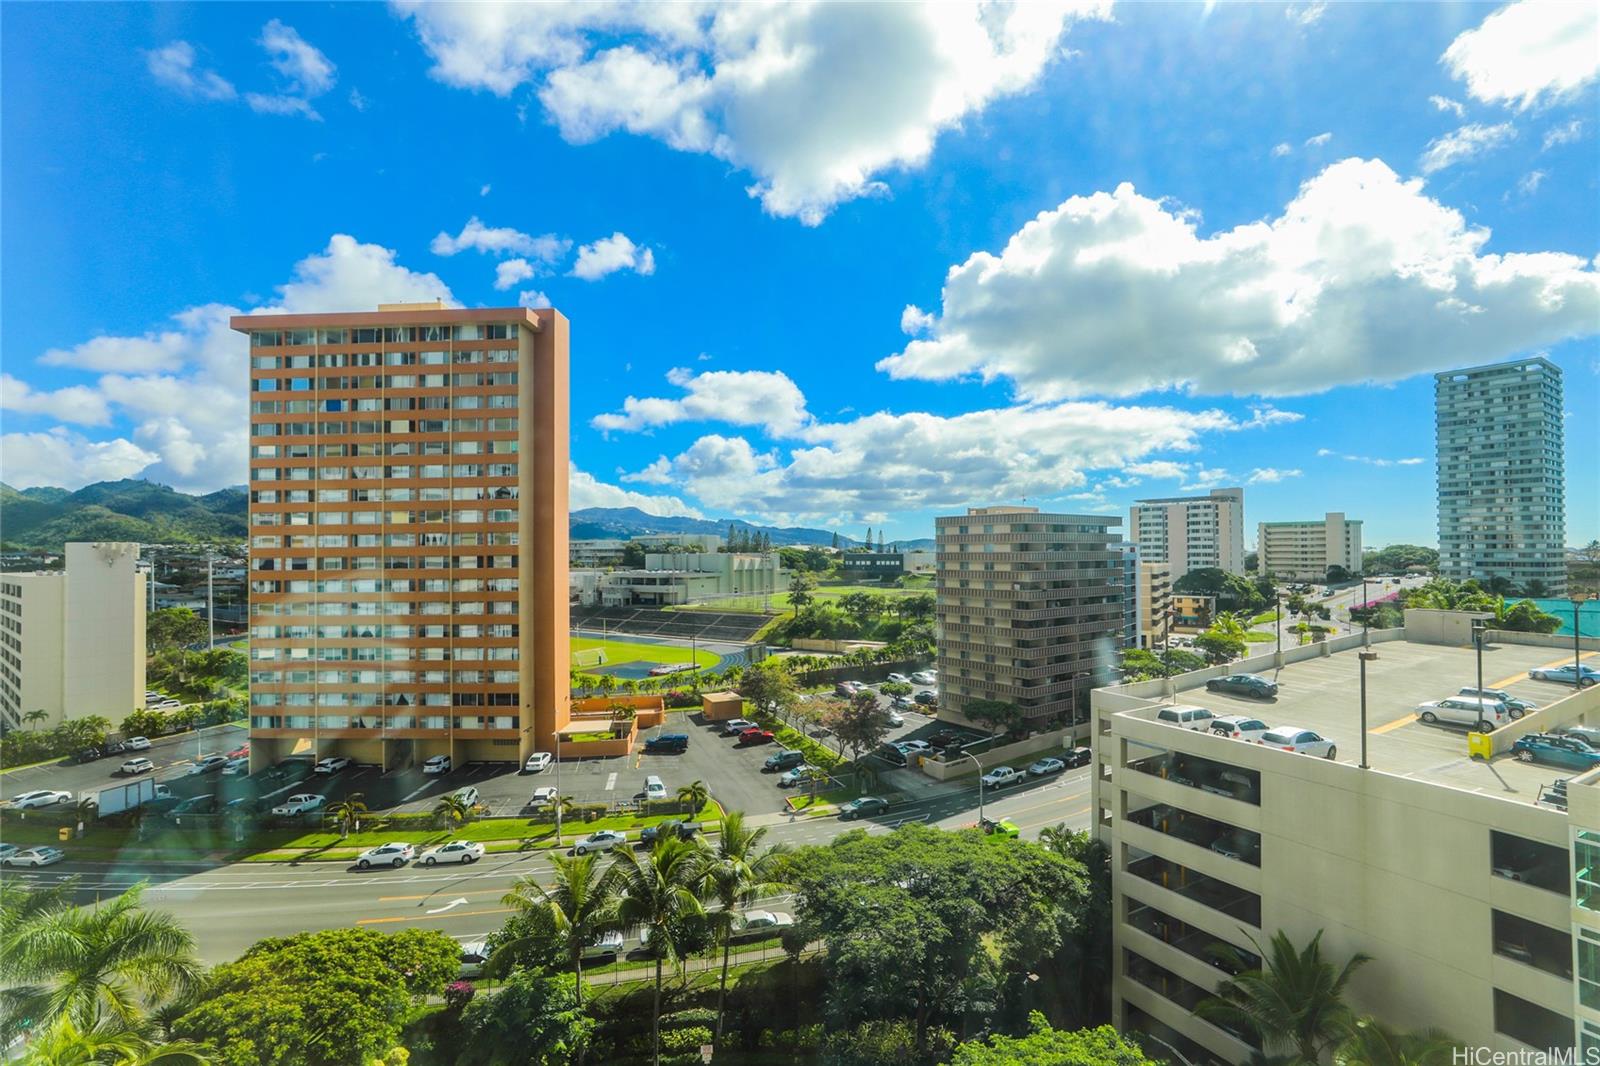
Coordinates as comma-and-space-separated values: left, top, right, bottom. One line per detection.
661, 1008, 718, 1030
660, 1026, 713, 1054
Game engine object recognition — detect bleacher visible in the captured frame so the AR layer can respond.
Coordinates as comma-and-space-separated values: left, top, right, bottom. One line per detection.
570, 605, 771, 644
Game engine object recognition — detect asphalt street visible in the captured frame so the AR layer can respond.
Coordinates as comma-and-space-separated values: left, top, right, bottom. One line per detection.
0, 723, 250, 804
2, 763, 1096, 963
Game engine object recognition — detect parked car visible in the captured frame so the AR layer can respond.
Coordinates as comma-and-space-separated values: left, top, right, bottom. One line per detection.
68, 747, 104, 765
886, 673, 911, 685
891, 695, 915, 710
1027, 757, 1065, 777
720, 718, 758, 736
0, 844, 15, 863
1259, 727, 1337, 759
221, 757, 250, 776
1415, 697, 1509, 731
737, 728, 776, 746
1457, 687, 1537, 716
356, 842, 415, 869
1209, 715, 1272, 742
582, 931, 625, 960
643, 734, 689, 754
102, 740, 127, 757
838, 796, 889, 820
778, 765, 823, 788
573, 829, 628, 856
898, 740, 933, 756
980, 766, 1022, 789
529, 786, 558, 807
124, 736, 151, 751
731, 910, 794, 940
120, 757, 155, 776
187, 755, 229, 775
313, 756, 352, 774
638, 820, 701, 845
271, 793, 325, 817
913, 690, 938, 706
1063, 746, 1092, 768
458, 941, 489, 979
1205, 673, 1278, 699
166, 794, 216, 819
227, 744, 250, 759
1512, 733, 1600, 771
1557, 726, 1600, 749
1156, 706, 1217, 731
833, 681, 864, 697
886, 711, 905, 727
1, 846, 64, 867
420, 840, 485, 865
9, 789, 72, 809
928, 731, 966, 750
1530, 664, 1600, 688
421, 754, 452, 775
764, 749, 806, 772
910, 671, 936, 685
524, 752, 553, 773
450, 785, 480, 808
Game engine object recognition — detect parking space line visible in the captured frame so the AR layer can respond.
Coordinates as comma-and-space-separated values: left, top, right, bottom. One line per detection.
604, 772, 617, 791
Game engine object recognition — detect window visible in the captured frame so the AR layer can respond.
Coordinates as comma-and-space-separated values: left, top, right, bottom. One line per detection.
1577, 831, 1600, 910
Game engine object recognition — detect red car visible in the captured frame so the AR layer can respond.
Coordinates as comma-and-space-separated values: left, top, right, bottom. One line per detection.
228, 744, 250, 760
737, 728, 776, 746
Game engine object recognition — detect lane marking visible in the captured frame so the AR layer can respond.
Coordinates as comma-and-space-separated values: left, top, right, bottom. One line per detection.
358, 906, 512, 926
604, 772, 617, 791
426, 897, 470, 914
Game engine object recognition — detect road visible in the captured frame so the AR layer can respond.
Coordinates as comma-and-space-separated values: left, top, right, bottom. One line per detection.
0, 722, 249, 803
4, 763, 1096, 963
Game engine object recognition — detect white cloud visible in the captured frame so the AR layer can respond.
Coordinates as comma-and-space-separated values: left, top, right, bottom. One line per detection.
1317, 448, 1425, 467
494, 259, 537, 290
1544, 118, 1585, 149
146, 41, 237, 101
1271, 142, 1292, 158
3, 236, 457, 493
0, 429, 159, 490
1287, 3, 1327, 27
1429, 94, 1467, 117
570, 232, 654, 280
593, 367, 812, 436
1443, 0, 1599, 110
349, 88, 369, 112
517, 289, 552, 309
1419, 122, 1517, 173
0, 375, 112, 426
569, 464, 703, 518
245, 20, 336, 120
1246, 467, 1301, 483
1517, 169, 1547, 196
1304, 131, 1332, 147
878, 157, 1599, 399
245, 94, 321, 119
431, 217, 570, 261
395, 1, 1113, 224
479, 183, 492, 197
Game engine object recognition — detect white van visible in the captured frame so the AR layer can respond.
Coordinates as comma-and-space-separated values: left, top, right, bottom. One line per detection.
1416, 696, 1509, 732
643, 775, 667, 801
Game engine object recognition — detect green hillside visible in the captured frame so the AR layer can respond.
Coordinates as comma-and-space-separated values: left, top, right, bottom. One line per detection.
0, 479, 248, 550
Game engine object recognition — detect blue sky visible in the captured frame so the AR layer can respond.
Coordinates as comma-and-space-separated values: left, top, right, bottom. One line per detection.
2, 1, 1596, 548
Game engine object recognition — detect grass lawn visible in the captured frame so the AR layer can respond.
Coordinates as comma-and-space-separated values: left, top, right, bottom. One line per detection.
570, 636, 719, 672
682, 579, 931, 616
1249, 610, 1281, 624
1243, 631, 1275, 642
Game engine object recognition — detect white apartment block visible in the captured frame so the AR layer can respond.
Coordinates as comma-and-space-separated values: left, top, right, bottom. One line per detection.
0, 542, 147, 731
1131, 489, 1246, 580
569, 539, 627, 568
1114, 542, 1144, 650
1256, 512, 1363, 581
595, 551, 783, 607
1437, 357, 1567, 595
1092, 615, 1600, 1062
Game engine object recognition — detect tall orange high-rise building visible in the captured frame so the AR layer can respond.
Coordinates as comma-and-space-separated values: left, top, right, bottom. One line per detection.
230, 302, 570, 769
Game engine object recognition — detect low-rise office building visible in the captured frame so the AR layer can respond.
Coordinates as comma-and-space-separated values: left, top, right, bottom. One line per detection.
0, 542, 147, 731
631, 533, 723, 553
570, 539, 627, 568
1115, 543, 1143, 650
841, 551, 909, 578
1170, 594, 1215, 632
1092, 620, 1600, 1061
596, 552, 784, 607
1140, 561, 1174, 649
1257, 512, 1363, 582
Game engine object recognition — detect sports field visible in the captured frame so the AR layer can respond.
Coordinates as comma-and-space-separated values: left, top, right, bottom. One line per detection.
571, 636, 720, 678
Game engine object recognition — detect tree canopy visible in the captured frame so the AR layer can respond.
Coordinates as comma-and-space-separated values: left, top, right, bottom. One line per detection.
949, 1014, 1157, 1065
454, 972, 590, 1066
1172, 568, 1265, 612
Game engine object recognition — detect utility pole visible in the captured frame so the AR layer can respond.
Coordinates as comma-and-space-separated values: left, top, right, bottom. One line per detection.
1359, 650, 1378, 770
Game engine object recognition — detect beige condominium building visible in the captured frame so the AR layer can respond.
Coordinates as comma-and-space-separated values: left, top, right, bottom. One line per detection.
1256, 512, 1363, 582
0, 542, 147, 731
1092, 611, 1600, 1062
1131, 488, 1246, 581
935, 506, 1123, 729
1140, 560, 1174, 649
232, 302, 570, 769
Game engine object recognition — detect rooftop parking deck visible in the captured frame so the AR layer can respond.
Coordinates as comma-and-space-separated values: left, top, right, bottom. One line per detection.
1112, 635, 1600, 809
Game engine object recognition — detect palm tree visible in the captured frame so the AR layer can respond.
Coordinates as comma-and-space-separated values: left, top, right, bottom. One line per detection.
1, 883, 201, 1043
1037, 822, 1087, 858
327, 793, 368, 838
1198, 929, 1370, 1063
432, 792, 474, 829
19, 1011, 210, 1066
676, 780, 711, 814
74, 797, 97, 833
499, 852, 618, 1010
1334, 1018, 1459, 1066
24, 708, 48, 730
553, 795, 579, 846
607, 837, 709, 1066
703, 811, 790, 1049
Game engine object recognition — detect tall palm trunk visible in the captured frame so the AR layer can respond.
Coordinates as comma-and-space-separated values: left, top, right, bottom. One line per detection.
715, 931, 733, 1047
653, 956, 664, 1066
572, 946, 584, 1009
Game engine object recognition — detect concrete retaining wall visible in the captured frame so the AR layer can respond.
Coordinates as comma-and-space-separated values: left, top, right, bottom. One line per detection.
918, 729, 1075, 781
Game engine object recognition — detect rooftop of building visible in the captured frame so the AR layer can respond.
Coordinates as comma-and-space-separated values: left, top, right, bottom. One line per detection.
1101, 630, 1600, 810
229, 304, 552, 330
1432, 355, 1560, 380
1132, 488, 1243, 504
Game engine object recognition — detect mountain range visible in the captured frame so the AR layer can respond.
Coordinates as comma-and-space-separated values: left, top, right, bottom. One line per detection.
0, 480, 934, 551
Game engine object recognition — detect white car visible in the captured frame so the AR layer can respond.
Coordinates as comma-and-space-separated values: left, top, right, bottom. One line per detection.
1209, 715, 1272, 743
582, 931, 624, 960
449, 785, 480, 808
911, 671, 936, 685
187, 755, 228, 775
734, 910, 794, 937
221, 757, 250, 776
1415, 697, 1509, 732
9, 789, 72, 809
124, 736, 151, 751
313, 756, 352, 774
0, 844, 16, 862
886, 711, 905, 727
1027, 757, 1066, 777
120, 757, 155, 775
271, 793, 325, 817
458, 940, 490, 979
420, 840, 485, 866
1260, 726, 1337, 759
422, 754, 452, 775
530, 786, 558, 807
356, 842, 415, 869
574, 829, 627, 856
1, 846, 64, 867
524, 752, 553, 773
980, 766, 1022, 789
886, 673, 911, 685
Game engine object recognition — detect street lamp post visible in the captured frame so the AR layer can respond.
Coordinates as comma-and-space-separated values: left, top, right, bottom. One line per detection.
1360, 577, 1370, 646
1359, 650, 1378, 770
961, 751, 986, 824
1574, 596, 1588, 693
1275, 593, 1283, 661
554, 728, 564, 845
1472, 619, 1487, 702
